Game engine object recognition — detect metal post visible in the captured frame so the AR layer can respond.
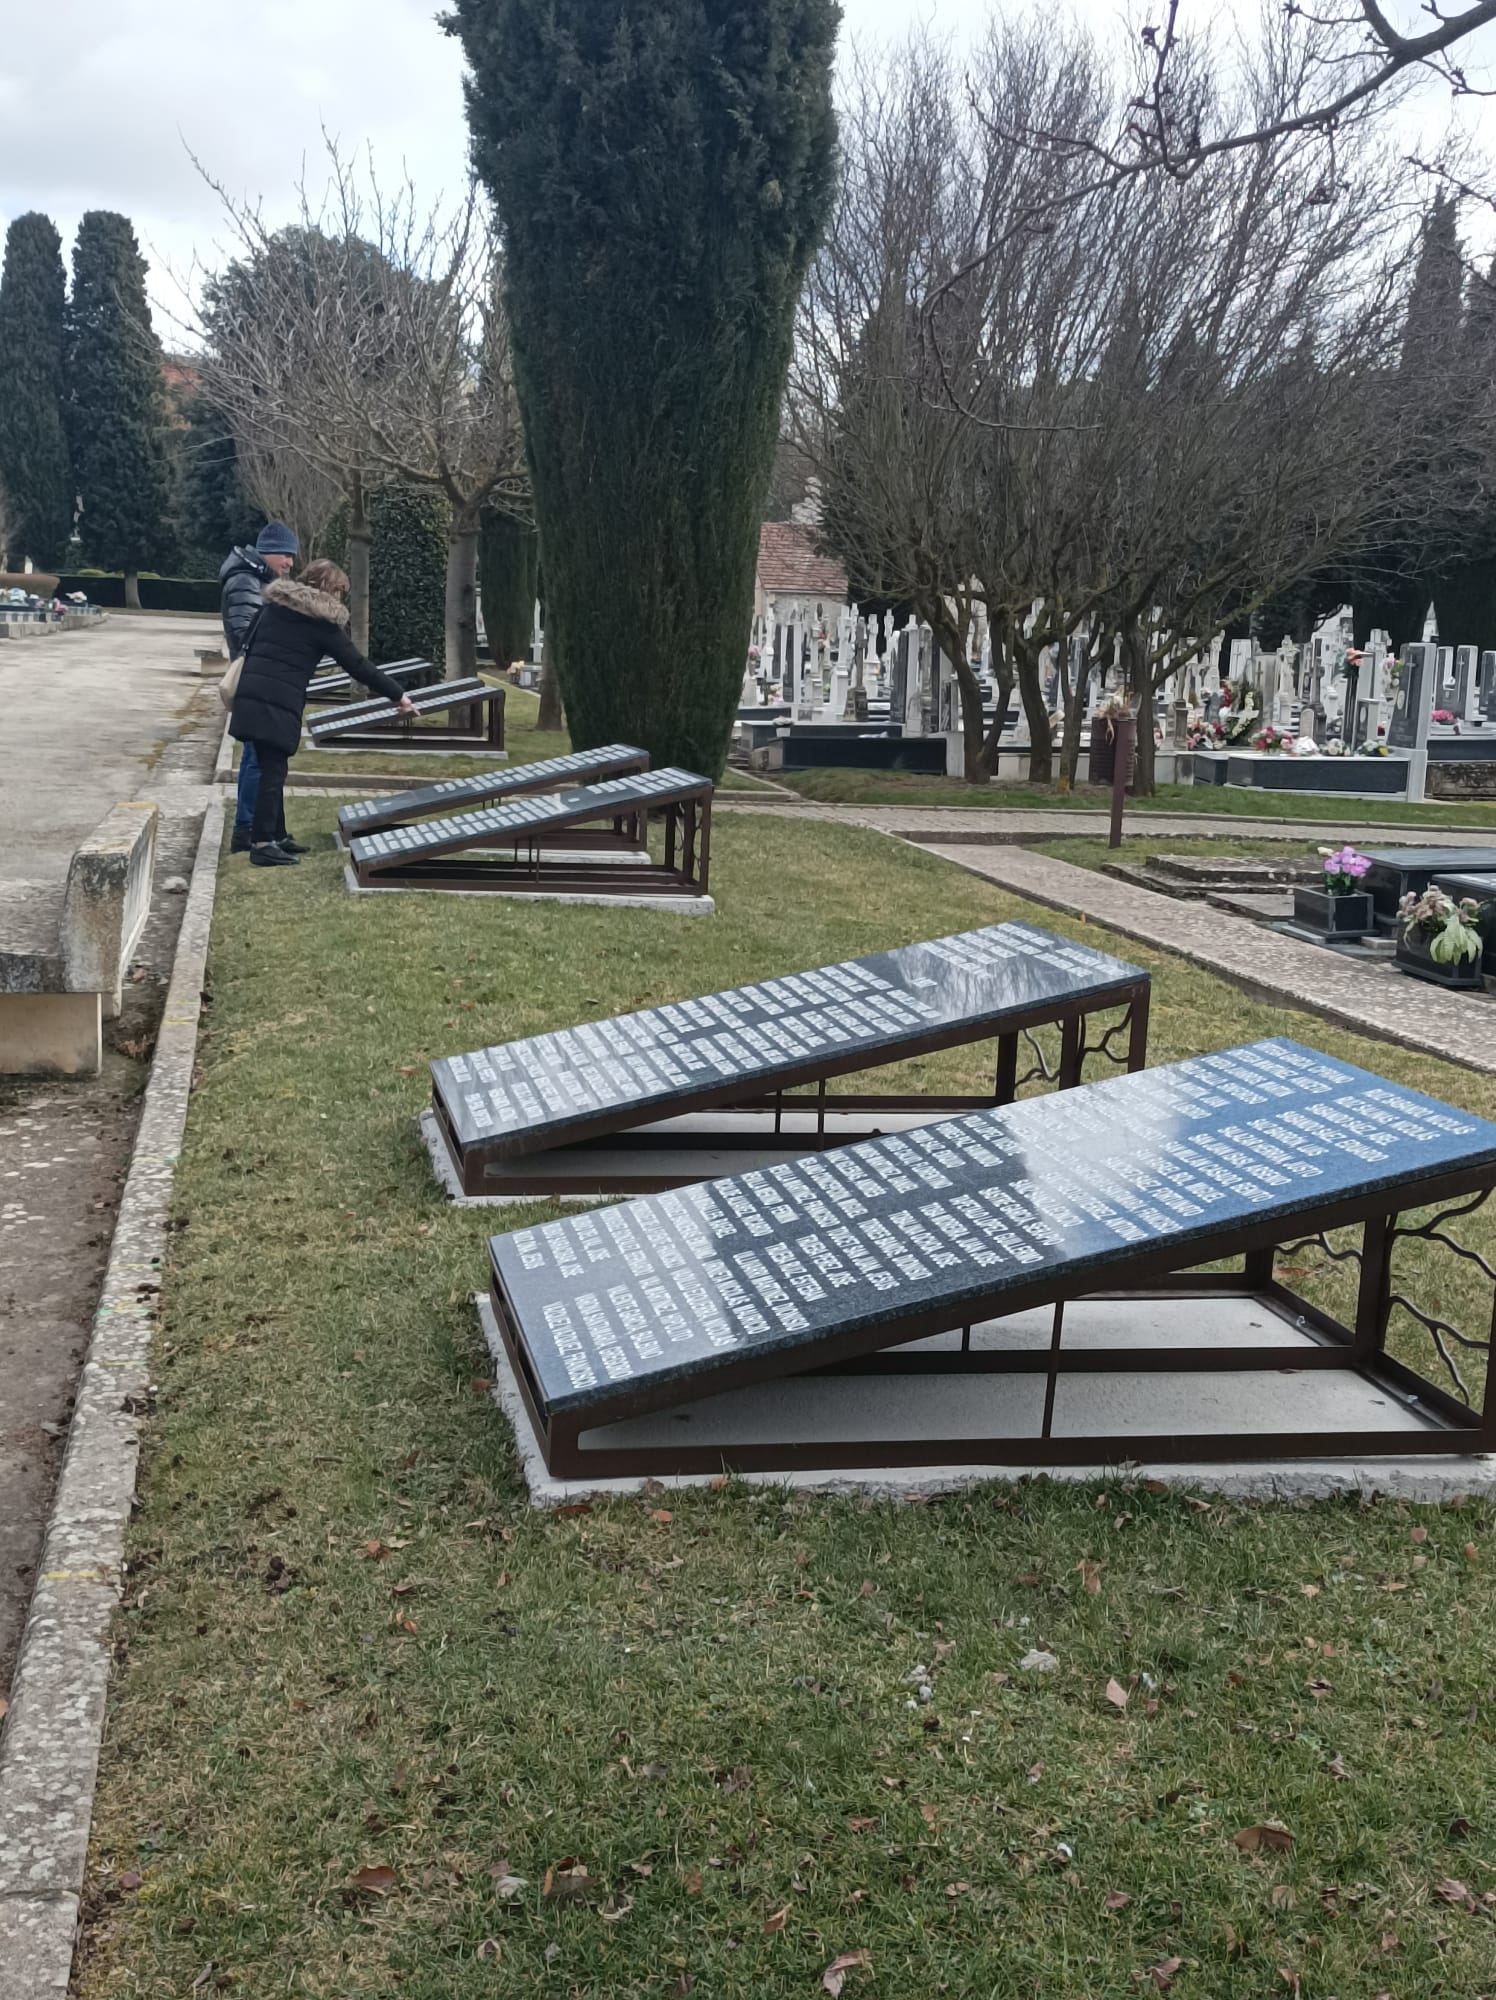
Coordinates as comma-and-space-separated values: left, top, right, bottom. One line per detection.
1109, 712, 1136, 849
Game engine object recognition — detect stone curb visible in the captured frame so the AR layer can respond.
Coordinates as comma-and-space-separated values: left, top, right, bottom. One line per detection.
0, 802, 224, 1998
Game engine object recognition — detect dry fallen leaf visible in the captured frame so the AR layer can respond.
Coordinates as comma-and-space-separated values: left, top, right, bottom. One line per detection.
1233, 1823, 1294, 1853
920, 1803, 939, 1831
823, 1948, 872, 1996
763, 1905, 789, 1936
599, 1895, 634, 1922
117, 1870, 143, 1892
351, 1863, 398, 1895
846, 1817, 879, 1832
649, 1509, 674, 1525
1149, 1955, 1183, 1990
542, 1863, 592, 1902
490, 1872, 527, 1900
477, 1938, 501, 1961
1104, 1677, 1129, 1710
1434, 1876, 1475, 1908
1410, 1525, 1429, 1544
1306, 1678, 1333, 1699
681, 1866, 702, 1896
1078, 1559, 1103, 1595
1104, 1889, 1131, 1911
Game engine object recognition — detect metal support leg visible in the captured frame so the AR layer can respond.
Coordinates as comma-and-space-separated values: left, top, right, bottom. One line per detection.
995, 1032, 1018, 1105
1058, 1014, 1084, 1090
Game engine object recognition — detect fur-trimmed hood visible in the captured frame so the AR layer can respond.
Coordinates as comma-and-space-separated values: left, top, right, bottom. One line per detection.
262, 577, 350, 626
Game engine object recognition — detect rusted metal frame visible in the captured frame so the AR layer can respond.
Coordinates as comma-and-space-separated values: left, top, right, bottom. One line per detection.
361, 861, 698, 894
443, 977, 1149, 1182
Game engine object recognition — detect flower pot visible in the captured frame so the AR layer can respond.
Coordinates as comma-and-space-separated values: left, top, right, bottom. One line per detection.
1394, 925, 1484, 989
1293, 887, 1374, 938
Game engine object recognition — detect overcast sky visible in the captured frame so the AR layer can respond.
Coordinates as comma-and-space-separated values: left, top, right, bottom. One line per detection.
0, 0, 1491, 329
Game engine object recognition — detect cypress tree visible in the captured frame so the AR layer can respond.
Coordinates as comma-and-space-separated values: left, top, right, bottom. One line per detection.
0, 213, 74, 567
66, 211, 173, 606
448, 0, 840, 775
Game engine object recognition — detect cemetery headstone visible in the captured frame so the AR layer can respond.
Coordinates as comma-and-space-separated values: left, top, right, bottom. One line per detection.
1455, 645, 1481, 723
1482, 651, 1496, 721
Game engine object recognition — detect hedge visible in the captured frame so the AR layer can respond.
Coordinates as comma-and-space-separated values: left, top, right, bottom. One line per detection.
57, 571, 221, 613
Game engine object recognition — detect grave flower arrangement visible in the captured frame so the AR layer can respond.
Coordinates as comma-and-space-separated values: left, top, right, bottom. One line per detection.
1356, 736, 1391, 756
1186, 718, 1225, 749
1251, 723, 1289, 753
1432, 708, 1455, 725
1318, 845, 1371, 895
1289, 734, 1320, 756
1397, 887, 1483, 965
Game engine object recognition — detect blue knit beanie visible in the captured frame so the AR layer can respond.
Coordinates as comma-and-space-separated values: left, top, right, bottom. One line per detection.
256, 520, 298, 556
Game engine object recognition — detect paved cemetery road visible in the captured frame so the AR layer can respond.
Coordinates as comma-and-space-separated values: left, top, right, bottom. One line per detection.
0, 612, 223, 1696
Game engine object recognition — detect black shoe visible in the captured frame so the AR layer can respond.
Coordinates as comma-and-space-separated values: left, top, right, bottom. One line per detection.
230, 829, 252, 853
276, 835, 309, 855
250, 843, 298, 867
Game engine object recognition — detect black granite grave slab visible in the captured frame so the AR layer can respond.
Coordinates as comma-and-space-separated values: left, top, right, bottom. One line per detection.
432, 922, 1151, 1194
347, 765, 713, 901
1363, 847, 1496, 924
1430, 872, 1496, 974
488, 1038, 1496, 1472
306, 657, 431, 704
337, 743, 649, 841
308, 676, 496, 741
1223, 753, 1407, 796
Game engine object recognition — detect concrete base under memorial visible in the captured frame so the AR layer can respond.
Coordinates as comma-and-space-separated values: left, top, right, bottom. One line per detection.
476, 1292, 1496, 1506
344, 863, 714, 912
308, 742, 509, 760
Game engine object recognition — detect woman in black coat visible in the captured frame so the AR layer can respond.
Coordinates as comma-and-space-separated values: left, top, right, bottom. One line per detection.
229, 558, 416, 867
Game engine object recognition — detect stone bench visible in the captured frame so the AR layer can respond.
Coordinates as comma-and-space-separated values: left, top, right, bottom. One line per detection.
0, 803, 159, 1076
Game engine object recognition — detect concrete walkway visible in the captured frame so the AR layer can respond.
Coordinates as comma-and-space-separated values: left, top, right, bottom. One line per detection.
0, 612, 222, 890
719, 798, 1496, 849
916, 840, 1496, 1074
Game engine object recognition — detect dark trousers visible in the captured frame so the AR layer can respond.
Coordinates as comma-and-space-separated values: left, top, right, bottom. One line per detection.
234, 740, 259, 835
249, 743, 291, 845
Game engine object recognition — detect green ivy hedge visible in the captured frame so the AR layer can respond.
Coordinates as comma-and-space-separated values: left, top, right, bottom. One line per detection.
324, 486, 450, 667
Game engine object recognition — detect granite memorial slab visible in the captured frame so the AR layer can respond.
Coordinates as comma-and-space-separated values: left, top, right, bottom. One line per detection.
337, 744, 650, 843
487, 1038, 1496, 1474
1363, 846, 1496, 925
346, 765, 713, 906
1430, 872, 1496, 974
430, 921, 1151, 1196
1481, 651, 1496, 722
308, 676, 506, 754
306, 656, 431, 704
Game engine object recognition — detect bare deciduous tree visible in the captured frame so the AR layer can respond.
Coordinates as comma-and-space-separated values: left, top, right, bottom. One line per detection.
184, 149, 528, 674
797, 17, 1460, 792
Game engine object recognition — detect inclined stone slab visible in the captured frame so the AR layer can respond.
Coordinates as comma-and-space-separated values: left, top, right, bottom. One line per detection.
490, 1037, 1496, 1427
349, 766, 709, 873
337, 742, 648, 838
436, 920, 1145, 1169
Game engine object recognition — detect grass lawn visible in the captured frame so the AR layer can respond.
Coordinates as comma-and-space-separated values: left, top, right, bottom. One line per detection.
78, 812, 1496, 1997
778, 767, 1496, 827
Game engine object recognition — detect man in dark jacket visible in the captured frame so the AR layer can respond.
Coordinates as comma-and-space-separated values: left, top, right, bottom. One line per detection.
220, 522, 299, 853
